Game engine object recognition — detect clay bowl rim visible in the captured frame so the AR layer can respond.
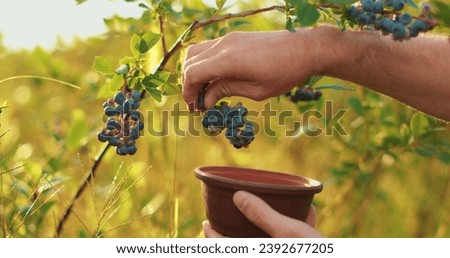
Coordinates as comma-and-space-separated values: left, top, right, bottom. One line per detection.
195, 166, 323, 195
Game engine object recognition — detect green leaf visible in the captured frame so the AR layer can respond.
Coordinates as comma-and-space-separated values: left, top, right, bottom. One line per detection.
92, 56, 114, 75
110, 74, 125, 91
315, 84, 355, 91
130, 32, 161, 58
410, 112, 429, 137
347, 97, 364, 116
120, 56, 135, 65
163, 83, 182, 95
138, 3, 150, 9
142, 71, 171, 88
216, 0, 227, 10
146, 88, 163, 102
405, 0, 418, 9
115, 64, 129, 75
67, 120, 88, 149
323, 0, 358, 5
304, 75, 323, 87
295, 0, 320, 27
75, 0, 87, 4
433, 1, 450, 27
286, 17, 296, 32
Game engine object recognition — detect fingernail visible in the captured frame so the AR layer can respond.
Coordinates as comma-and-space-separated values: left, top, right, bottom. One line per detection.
202, 220, 209, 229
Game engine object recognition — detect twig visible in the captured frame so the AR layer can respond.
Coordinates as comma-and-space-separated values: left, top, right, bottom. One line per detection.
192, 5, 285, 30
159, 15, 168, 55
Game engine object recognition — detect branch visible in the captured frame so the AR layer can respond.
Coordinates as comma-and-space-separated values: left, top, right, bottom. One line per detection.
159, 15, 168, 55
192, 5, 285, 30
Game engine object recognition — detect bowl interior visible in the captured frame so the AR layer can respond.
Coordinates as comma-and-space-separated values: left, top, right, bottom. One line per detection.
195, 166, 322, 193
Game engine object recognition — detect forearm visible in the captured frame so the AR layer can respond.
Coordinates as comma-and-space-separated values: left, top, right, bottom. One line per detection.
309, 26, 450, 120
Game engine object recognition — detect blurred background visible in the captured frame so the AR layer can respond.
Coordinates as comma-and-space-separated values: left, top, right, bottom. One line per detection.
0, 0, 449, 238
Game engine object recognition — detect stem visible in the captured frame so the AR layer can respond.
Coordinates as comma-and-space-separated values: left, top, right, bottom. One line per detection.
0, 75, 81, 89
159, 15, 168, 55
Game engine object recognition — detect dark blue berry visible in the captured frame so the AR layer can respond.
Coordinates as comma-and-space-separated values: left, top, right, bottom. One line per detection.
108, 136, 120, 146
347, 6, 359, 18
138, 121, 144, 131
392, 23, 407, 40
123, 99, 133, 114
104, 106, 119, 117
130, 128, 140, 140
114, 92, 125, 105
132, 90, 140, 102
97, 132, 109, 142
392, 0, 404, 11
116, 146, 128, 156
384, 0, 393, 6
362, 0, 374, 12
127, 145, 137, 155
398, 13, 412, 25
132, 100, 140, 110
373, 1, 384, 14
357, 13, 370, 26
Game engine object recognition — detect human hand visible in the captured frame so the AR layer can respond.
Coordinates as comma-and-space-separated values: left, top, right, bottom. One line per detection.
183, 28, 330, 111
203, 191, 324, 238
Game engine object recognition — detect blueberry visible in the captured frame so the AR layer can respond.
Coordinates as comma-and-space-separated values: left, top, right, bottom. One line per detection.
362, 0, 374, 12
97, 131, 109, 142
225, 128, 238, 140
130, 128, 140, 140
357, 13, 370, 26
392, 23, 406, 40
384, 0, 393, 6
366, 12, 376, 25
103, 101, 111, 108
132, 100, 140, 110
116, 146, 128, 156
238, 106, 248, 116
127, 145, 137, 155
398, 13, 412, 25
373, 1, 384, 14
392, 0, 404, 11
123, 99, 133, 114
114, 92, 125, 105
104, 106, 119, 117
130, 111, 141, 119
347, 6, 359, 18
130, 115, 139, 122
108, 136, 120, 146
115, 104, 124, 113
132, 90, 141, 102
410, 20, 429, 33
138, 121, 144, 131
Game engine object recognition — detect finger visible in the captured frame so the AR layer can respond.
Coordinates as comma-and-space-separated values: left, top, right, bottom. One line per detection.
305, 205, 316, 228
184, 37, 222, 60
203, 79, 258, 108
202, 220, 226, 238
233, 191, 324, 238
182, 54, 234, 110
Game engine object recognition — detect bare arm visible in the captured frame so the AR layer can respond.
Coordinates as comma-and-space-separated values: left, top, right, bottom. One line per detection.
183, 26, 450, 120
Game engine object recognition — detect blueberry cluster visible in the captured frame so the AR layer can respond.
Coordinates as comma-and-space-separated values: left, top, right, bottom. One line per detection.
285, 88, 322, 103
347, 0, 433, 41
202, 102, 255, 149
97, 90, 144, 155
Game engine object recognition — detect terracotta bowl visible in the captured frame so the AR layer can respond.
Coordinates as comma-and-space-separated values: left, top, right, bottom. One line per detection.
195, 166, 323, 238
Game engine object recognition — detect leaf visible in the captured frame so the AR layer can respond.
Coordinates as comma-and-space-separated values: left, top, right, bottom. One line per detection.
120, 56, 135, 65
433, 1, 450, 27
163, 83, 182, 95
286, 17, 296, 32
146, 88, 163, 102
92, 56, 114, 75
142, 71, 171, 88
315, 84, 355, 91
138, 3, 150, 9
216, 0, 227, 10
323, 0, 358, 5
405, 0, 418, 9
410, 112, 429, 137
130, 32, 161, 58
67, 120, 88, 149
295, 0, 320, 27
115, 64, 129, 75
75, 0, 87, 4
347, 97, 364, 116
110, 74, 125, 91
304, 75, 323, 87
